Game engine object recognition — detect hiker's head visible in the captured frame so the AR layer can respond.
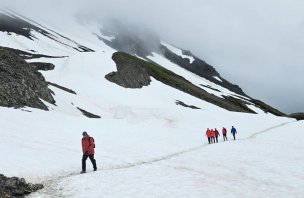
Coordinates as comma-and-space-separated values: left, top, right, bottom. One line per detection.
82, 131, 88, 137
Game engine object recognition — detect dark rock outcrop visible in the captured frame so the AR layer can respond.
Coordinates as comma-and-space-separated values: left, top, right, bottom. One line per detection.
0, 48, 55, 110
0, 174, 43, 197
77, 107, 101, 118
29, 62, 55, 71
289, 113, 304, 121
48, 82, 77, 95
0, 11, 94, 52
160, 45, 248, 97
176, 100, 201, 109
1, 46, 67, 60
105, 55, 151, 88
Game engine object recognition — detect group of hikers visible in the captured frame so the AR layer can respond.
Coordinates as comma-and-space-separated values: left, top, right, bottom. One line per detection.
80, 126, 238, 173
205, 126, 237, 144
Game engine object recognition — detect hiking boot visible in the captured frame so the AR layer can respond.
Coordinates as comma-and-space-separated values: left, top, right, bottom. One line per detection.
94, 168, 97, 171
80, 170, 86, 174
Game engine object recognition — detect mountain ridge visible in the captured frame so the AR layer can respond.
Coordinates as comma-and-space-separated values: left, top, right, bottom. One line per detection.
0, 10, 285, 116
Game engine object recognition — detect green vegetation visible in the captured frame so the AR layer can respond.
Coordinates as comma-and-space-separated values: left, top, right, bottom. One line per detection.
251, 99, 286, 116
112, 52, 256, 113
112, 52, 287, 116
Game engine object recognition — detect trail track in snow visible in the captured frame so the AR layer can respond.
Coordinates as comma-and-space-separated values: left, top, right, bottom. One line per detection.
36, 120, 296, 197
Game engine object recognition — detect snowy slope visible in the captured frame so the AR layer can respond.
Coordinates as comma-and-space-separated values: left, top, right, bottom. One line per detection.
0, 9, 303, 198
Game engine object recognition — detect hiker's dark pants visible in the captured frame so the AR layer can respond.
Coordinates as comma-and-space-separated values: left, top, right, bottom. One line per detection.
211, 137, 215, 143
82, 154, 97, 171
215, 136, 219, 143
207, 137, 211, 144
223, 134, 228, 141
232, 133, 236, 140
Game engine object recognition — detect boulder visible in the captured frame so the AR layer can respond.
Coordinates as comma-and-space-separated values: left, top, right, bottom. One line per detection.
105, 53, 151, 88
289, 113, 304, 121
0, 174, 43, 197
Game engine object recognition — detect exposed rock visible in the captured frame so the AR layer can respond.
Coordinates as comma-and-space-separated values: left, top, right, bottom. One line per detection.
97, 19, 160, 57
176, 100, 201, 109
1, 46, 67, 60
94, 20, 247, 97
160, 45, 248, 97
48, 82, 77, 95
29, 62, 55, 71
250, 99, 285, 117
108, 52, 257, 113
77, 107, 101, 118
105, 54, 151, 88
0, 48, 55, 110
289, 113, 304, 121
0, 174, 43, 197
0, 12, 94, 52
200, 84, 221, 92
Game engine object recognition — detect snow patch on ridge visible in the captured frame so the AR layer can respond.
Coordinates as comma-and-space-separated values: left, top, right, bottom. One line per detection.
148, 53, 251, 102
213, 76, 222, 82
97, 33, 115, 42
161, 41, 195, 63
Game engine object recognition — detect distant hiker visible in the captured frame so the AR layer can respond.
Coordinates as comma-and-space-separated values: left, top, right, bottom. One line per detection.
81, 131, 97, 173
210, 129, 215, 143
214, 128, 220, 143
205, 128, 212, 144
231, 126, 237, 140
222, 127, 228, 141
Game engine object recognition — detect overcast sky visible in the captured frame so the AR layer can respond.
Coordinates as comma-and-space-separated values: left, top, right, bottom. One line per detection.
2, 0, 304, 113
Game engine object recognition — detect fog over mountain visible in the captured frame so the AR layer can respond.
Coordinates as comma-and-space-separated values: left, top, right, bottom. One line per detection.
2, 0, 304, 113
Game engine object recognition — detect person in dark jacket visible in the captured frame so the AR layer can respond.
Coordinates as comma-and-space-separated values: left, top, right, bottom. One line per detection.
231, 126, 237, 140
214, 128, 220, 143
222, 127, 228, 141
81, 131, 97, 173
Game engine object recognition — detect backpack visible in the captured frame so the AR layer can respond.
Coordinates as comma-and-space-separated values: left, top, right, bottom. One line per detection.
90, 137, 95, 148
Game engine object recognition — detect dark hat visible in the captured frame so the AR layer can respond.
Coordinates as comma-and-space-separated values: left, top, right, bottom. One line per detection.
82, 131, 88, 136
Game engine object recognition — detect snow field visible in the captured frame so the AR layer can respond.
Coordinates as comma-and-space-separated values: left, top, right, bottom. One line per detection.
0, 10, 303, 197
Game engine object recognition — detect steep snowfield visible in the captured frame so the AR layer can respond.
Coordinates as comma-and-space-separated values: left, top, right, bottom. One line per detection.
0, 10, 303, 198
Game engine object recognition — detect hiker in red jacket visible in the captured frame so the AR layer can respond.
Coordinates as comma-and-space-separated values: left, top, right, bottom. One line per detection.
205, 128, 212, 144
81, 131, 97, 173
210, 129, 215, 143
222, 127, 228, 141
214, 128, 220, 143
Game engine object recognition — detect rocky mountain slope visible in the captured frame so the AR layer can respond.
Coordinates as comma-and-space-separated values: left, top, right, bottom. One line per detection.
0, 9, 285, 116
0, 47, 54, 110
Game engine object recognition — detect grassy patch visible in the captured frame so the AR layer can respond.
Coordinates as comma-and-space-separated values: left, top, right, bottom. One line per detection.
112, 52, 256, 113
251, 99, 286, 116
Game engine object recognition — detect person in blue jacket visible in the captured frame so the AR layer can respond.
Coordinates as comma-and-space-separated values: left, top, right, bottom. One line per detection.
231, 126, 237, 140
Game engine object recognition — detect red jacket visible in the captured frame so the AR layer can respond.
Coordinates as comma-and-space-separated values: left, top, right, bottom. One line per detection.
222, 128, 227, 135
82, 136, 95, 155
206, 129, 211, 138
210, 130, 215, 137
